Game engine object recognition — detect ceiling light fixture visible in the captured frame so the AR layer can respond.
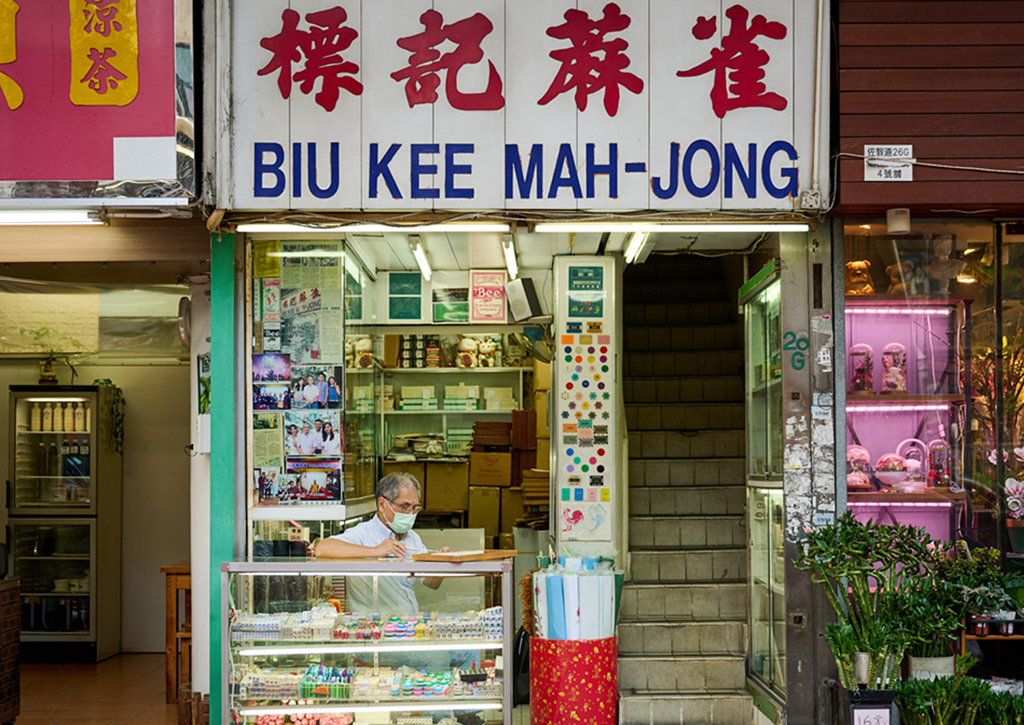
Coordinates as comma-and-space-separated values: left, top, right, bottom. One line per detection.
533, 222, 811, 233
502, 236, 519, 279
623, 231, 650, 264
236, 222, 510, 234
409, 236, 432, 281
0, 209, 104, 225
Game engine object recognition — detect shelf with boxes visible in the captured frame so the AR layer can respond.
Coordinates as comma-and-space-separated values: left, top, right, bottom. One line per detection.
844, 295, 971, 541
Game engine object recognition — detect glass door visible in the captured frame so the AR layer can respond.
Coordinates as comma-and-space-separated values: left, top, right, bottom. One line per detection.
11, 518, 95, 639
9, 391, 97, 515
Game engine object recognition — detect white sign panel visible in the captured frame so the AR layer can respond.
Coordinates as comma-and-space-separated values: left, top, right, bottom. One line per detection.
227, 0, 826, 211
864, 144, 914, 182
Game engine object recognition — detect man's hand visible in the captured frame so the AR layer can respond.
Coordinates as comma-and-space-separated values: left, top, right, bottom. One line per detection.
374, 539, 406, 558
438, 546, 450, 553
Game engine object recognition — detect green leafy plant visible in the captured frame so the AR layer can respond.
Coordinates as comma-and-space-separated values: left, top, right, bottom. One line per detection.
794, 512, 935, 688
894, 655, 982, 725
981, 689, 1024, 725
92, 378, 125, 454
11, 325, 84, 384
935, 542, 1016, 615
886, 577, 965, 658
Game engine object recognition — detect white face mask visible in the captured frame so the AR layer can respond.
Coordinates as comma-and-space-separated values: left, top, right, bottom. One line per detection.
385, 499, 417, 534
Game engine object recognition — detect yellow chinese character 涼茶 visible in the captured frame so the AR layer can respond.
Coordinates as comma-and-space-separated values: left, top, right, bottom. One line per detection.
0, 0, 25, 110
69, 0, 138, 106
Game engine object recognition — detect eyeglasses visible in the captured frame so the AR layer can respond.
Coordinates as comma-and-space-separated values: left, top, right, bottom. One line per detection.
386, 498, 422, 514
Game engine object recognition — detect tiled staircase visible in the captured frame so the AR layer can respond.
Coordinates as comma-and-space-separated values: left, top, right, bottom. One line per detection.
617, 256, 753, 725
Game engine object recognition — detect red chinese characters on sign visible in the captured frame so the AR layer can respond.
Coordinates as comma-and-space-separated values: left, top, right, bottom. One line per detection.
677, 4, 787, 119
259, 6, 364, 112
391, 9, 503, 110
82, 0, 123, 37
538, 2, 643, 117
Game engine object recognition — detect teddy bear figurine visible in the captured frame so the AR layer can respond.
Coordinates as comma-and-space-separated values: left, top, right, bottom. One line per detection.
455, 336, 478, 368
477, 337, 499, 367
845, 260, 875, 295
886, 261, 913, 295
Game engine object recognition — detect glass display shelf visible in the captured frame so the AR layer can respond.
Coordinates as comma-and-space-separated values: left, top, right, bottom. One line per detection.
223, 558, 513, 725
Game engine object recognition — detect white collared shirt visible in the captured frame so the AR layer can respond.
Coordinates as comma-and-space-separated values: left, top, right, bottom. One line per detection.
329, 515, 425, 615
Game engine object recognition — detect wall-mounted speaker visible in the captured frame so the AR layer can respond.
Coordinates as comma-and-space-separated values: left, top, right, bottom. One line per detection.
505, 278, 543, 322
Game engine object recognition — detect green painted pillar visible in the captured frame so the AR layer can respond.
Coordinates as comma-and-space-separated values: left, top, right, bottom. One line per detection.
209, 232, 236, 724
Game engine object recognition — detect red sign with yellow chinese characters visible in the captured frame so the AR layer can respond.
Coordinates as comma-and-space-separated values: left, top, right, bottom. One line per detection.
0, 0, 176, 182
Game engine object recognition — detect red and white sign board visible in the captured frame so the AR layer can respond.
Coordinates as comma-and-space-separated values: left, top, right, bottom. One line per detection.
225, 0, 828, 211
0, 0, 179, 187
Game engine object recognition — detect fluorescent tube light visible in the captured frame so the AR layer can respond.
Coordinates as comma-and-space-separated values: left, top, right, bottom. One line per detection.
237, 222, 510, 233
533, 222, 811, 233
502, 237, 519, 279
623, 231, 650, 264
0, 209, 103, 225
409, 236, 433, 281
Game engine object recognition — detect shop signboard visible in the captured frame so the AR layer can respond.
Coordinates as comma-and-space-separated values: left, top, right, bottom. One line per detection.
225, 0, 828, 212
0, 0, 194, 203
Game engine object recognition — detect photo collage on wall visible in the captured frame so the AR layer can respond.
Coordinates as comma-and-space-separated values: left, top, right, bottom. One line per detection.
250, 241, 349, 507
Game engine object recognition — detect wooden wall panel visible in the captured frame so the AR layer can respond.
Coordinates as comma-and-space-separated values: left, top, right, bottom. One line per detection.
836, 0, 1024, 214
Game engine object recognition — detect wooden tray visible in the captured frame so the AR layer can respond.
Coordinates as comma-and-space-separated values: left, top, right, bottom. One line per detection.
412, 549, 517, 562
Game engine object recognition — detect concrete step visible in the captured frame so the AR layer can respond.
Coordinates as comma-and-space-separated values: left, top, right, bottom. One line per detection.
624, 300, 737, 327
628, 459, 745, 488
618, 693, 754, 725
624, 353, 743, 381
628, 515, 745, 550
629, 549, 746, 585
618, 621, 747, 657
622, 376, 745, 405
620, 582, 747, 622
624, 325, 740, 353
629, 486, 745, 516
624, 403, 744, 432
628, 430, 745, 460
618, 654, 747, 694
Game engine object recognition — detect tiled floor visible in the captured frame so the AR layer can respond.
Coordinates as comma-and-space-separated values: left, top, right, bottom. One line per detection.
19, 653, 176, 725
18, 653, 530, 725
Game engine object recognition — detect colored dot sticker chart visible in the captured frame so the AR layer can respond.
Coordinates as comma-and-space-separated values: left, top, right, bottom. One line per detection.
554, 257, 616, 544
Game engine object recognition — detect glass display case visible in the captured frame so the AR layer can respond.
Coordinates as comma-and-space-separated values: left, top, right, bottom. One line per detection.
223, 559, 512, 724
841, 223, 981, 542
7, 385, 122, 661
739, 261, 786, 698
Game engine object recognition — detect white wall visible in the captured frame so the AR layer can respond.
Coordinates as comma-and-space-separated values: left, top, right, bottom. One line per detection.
0, 360, 191, 652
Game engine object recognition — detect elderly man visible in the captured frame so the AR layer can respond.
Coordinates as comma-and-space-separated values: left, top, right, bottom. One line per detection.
314, 472, 447, 614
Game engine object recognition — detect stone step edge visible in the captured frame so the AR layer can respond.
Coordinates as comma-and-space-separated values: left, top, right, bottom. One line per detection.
619, 654, 745, 663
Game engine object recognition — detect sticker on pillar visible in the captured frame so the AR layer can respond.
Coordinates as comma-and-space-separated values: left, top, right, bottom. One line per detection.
568, 475, 581, 485
561, 502, 611, 540
587, 322, 603, 334
563, 423, 578, 434
568, 293, 603, 318
579, 335, 593, 345
574, 488, 584, 501
561, 488, 570, 501
600, 489, 610, 502
568, 266, 604, 291
563, 435, 578, 445
587, 488, 598, 501
567, 322, 583, 334
598, 335, 611, 344
561, 335, 575, 344
589, 476, 604, 486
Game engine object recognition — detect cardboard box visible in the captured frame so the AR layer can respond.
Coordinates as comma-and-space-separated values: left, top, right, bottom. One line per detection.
537, 437, 551, 470
382, 461, 425, 488
535, 391, 550, 438
470, 451, 512, 487
384, 335, 401, 368
501, 487, 526, 532
445, 384, 479, 399
425, 461, 470, 510
499, 532, 515, 550
401, 385, 435, 400
533, 360, 551, 390
469, 486, 501, 538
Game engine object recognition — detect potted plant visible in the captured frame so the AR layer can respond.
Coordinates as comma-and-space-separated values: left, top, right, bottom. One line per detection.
795, 513, 931, 692
934, 543, 1014, 636
888, 576, 964, 680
